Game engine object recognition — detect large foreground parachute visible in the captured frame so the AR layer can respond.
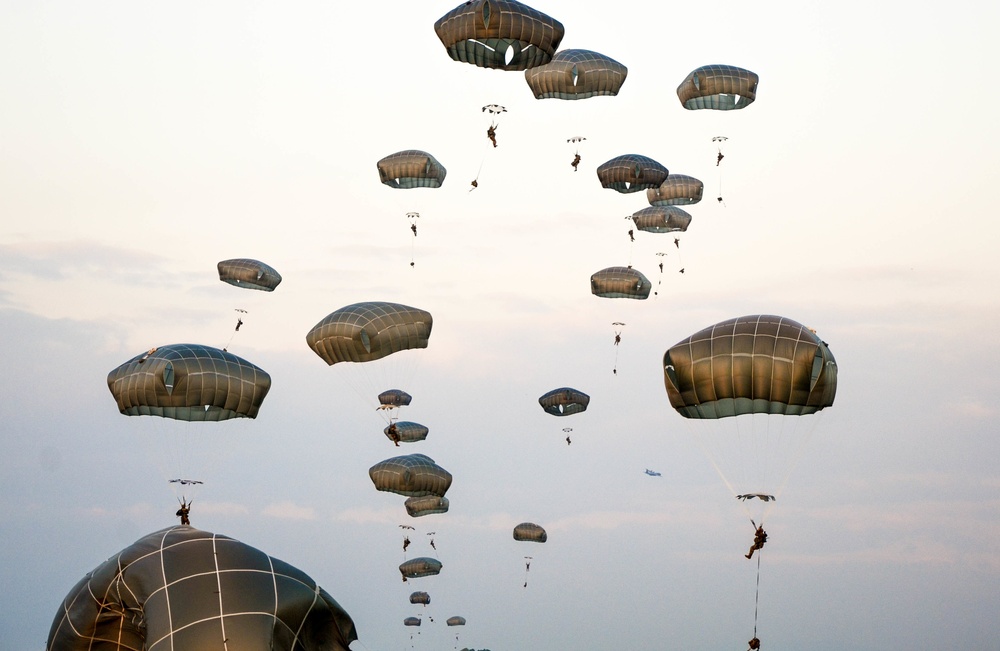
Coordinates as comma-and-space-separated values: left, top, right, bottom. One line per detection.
377, 150, 447, 189
46, 526, 357, 651
596, 155, 668, 193
370, 454, 453, 497
217, 258, 282, 292
538, 387, 590, 416
524, 49, 627, 99
676, 65, 758, 111
433, 0, 565, 71
306, 302, 432, 365
591, 266, 652, 299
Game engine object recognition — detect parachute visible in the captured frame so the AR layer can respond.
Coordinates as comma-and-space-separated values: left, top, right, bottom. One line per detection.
410, 591, 431, 606
399, 557, 443, 580
377, 150, 447, 189
385, 421, 430, 444
404, 617, 422, 627
676, 64, 759, 111
630, 206, 692, 234
447, 616, 466, 627
591, 266, 652, 299
46, 526, 357, 651
405, 495, 450, 518
369, 454, 453, 498
646, 174, 704, 206
433, 0, 565, 71
513, 522, 547, 542
596, 155, 668, 193
538, 387, 590, 416
524, 49, 627, 99
482, 104, 507, 114
378, 389, 413, 408
216, 258, 282, 292
306, 302, 432, 366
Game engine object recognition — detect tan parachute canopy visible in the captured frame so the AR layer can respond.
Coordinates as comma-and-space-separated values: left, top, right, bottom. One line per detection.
591, 266, 652, 299
306, 302, 432, 365
369, 454, 453, 497
399, 557, 443, 579
404, 617, 422, 627
676, 64, 758, 110
216, 258, 282, 292
107, 344, 271, 421
46, 526, 357, 651
433, 0, 565, 71
538, 387, 590, 416
447, 616, 467, 626
405, 495, 450, 517
630, 206, 692, 234
410, 591, 431, 605
378, 389, 413, 407
596, 155, 669, 193
386, 421, 430, 444
524, 49, 627, 99
663, 314, 838, 418
646, 174, 704, 206
377, 150, 447, 189
513, 522, 547, 542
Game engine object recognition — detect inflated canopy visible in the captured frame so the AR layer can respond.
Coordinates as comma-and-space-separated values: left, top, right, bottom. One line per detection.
399, 557, 443, 579
306, 302, 432, 365
377, 150, 447, 189
409, 592, 431, 605
46, 526, 357, 651
370, 454, 453, 497
676, 64, 758, 110
107, 344, 271, 421
596, 155, 668, 193
404, 617, 422, 627
591, 266, 651, 299
513, 522, 547, 543
433, 0, 565, 71
663, 314, 838, 418
524, 49, 627, 99
538, 387, 590, 416
386, 421, 429, 444
378, 389, 412, 408
646, 174, 704, 206
447, 616, 467, 626
631, 206, 692, 234
217, 258, 282, 292
405, 495, 450, 517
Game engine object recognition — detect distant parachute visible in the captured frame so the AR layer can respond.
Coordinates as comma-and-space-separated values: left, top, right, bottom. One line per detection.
596, 155, 668, 193
538, 387, 590, 416
525, 49, 627, 99
399, 557, 443, 580
46, 526, 357, 651
591, 266, 652, 299
385, 421, 430, 444
217, 258, 282, 292
646, 174, 704, 206
513, 522, 547, 543
370, 454, 453, 498
306, 302, 432, 365
405, 495, 450, 518
377, 150, 447, 189
447, 616, 467, 626
404, 617, 422, 627
433, 0, 565, 71
378, 389, 413, 408
630, 206, 692, 234
410, 591, 431, 605
676, 65, 758, 110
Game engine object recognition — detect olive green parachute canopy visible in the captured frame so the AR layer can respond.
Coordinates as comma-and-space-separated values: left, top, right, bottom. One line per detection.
378, 389, 412, 408
306, 302, 433, 365
405, 495, 450, 517
386, 421, 430, 444
513, 522, 547, 542
369, 454, 453, 497
46, 526, 357, 651
447, 616, 467, 626
107, 344, 271, 421
663, 314, 838, 418
538, 387, 590, 416
433, 0, 565, 71
591, 266, 652, 299
630, 206, 692, 234
409, 591, 431, 605
217, 258, 282, 292
399, 557, 443, 579
377, 150, 447, 189
596, 155, 669, 193
524, 49, 627, 99
404, 617, 422, 627
646, 174, 704, 206
676, 64, 758, 110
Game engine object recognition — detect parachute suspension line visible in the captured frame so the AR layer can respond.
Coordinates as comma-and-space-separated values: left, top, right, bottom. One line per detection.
753, 548, 762, 641
221, 308, 248, 352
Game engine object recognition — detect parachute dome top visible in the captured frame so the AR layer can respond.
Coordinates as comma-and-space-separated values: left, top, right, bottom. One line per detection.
631, 206, 692, 234
107, 344, 271, 420
447, 616, 467, 626
306, 302, 432, 365
46, 526, 358, 651
386, 421, 430, 444
513, 522, 548, 542
405, 494, 450, 517
591, 266, 652, 299
399, 557, 443, 579
676, 64, 758, 111
596, 154, 669, 193
663, 314, 838, 418
410, 591, 431, 605
646, 174, 704, 206
377, 150, 447, 189
434, 0, 565, 71
524, 49, 627, 100
538, 387, 590, 416
217, 258, 282, 292
369, 453, 453, 498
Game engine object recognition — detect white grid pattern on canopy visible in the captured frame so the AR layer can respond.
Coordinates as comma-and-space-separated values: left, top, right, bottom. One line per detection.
631, 206, 692, 234
646, 174, 704, 206
537, 387, 590, 416
376, 150, 447, 189
369, 453, 453, 497
524, 48, 627, 99
306, 302, 432, 365
216, 258, 282, 292
596, 154, 668, 193
590, 266, 652, 299
676, 64, 758, 110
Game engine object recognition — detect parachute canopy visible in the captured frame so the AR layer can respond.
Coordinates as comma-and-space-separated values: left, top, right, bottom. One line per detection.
410, 591, 431, 605
676, 64, 758, 110
513, 522, 547, 543
405, 495, 450, 518
386, 421, 430, 444
370, 454, 453, 497
596, 155, 669, 193
306, 302, 432, 365
663, 314, 838, 418
447, 616, 467, 626
524, 49, 627, 100
630, 206, 692, 234
399, 557, 443, 579
377, 150, 447, 189
646, 174, 704, 206
433, 0, 565, 71
107, 344, 271, 421
404, 617, 422, 627
538, 387, 590, 416
591, 266, 652, 299
217, 258, 282, 292
378, 389, 413, 408
46, 526, 357, 651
